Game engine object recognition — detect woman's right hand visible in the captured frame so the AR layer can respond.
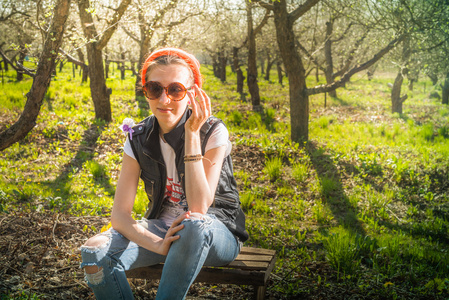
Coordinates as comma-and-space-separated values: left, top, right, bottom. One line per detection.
156, 211, 191, 255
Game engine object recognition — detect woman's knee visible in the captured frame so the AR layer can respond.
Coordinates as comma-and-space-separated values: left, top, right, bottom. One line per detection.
83, 235, 110, 249
177, 216, 213, 242
80, 235, 110, 275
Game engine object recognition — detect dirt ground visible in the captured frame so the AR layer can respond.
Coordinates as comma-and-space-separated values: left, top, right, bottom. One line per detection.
0, 210, 265, 299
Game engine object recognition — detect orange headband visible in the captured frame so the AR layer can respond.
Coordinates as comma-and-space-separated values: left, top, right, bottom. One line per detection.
141, 48, 202, 88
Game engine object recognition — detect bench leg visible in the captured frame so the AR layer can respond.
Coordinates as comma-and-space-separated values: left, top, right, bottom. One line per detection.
254, 285, 266, 300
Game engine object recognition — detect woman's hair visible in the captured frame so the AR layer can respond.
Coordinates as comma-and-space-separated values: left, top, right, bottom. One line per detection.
144, 55, 194, 86
141, 48, 203, 88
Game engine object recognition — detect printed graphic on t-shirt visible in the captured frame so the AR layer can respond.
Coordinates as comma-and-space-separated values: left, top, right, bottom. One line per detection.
164, 176, 185, 203
160, 177, 188, 225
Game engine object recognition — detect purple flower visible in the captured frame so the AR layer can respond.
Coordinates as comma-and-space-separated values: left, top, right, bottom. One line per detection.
119, 118, 136, 140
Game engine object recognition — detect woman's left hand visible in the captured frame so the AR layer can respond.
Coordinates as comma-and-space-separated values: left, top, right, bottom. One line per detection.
185, 85, 211, 133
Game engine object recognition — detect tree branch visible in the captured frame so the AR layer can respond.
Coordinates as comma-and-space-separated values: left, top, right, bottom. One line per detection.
412, 36, 449, 53
0, 10, 30, 21
257, 1, 274, 11
0, 48, 35, 77
121, 25, 140, 43
306, 34, 406, 96
254, 9, 271, 36
97, 0, 132, 49
166, 12, 201, 28
290, 0, 320, 22
239, 7, 271, 49
400, 94, 408, 104
152, 0, 181, 29
331, 22, 353, 43
15, 61, 36, 77
153, 11, 201, 49
59, 48, 88, 68
333, 29, 370, 79
296, 39, 326, 72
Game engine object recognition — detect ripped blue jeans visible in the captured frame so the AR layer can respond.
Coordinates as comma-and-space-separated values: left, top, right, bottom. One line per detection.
80, 214, 241, 300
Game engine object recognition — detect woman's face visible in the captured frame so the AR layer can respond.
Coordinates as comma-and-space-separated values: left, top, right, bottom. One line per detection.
146, 64, 192, 134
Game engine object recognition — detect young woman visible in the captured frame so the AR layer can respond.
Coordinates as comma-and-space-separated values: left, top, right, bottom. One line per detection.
80, 48, 248, 299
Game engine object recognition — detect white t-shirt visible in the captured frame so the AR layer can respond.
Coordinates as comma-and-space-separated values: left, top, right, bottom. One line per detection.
123, 123, 231, 226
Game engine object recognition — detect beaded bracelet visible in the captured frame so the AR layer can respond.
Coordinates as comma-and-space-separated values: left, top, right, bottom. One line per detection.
184, 154, 202, 162
184, 154, 215, 166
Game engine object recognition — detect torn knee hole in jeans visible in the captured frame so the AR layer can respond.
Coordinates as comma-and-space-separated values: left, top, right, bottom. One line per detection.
84, 265, 104, 285
81, 234, 111, 252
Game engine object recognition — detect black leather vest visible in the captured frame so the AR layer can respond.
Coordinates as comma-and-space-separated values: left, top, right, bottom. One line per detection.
128, 109, 249, 242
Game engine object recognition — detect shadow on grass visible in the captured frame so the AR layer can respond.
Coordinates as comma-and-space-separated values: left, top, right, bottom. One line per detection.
306, 141, 366, 236
330, 96, 350, 106
50, 122, 115, 198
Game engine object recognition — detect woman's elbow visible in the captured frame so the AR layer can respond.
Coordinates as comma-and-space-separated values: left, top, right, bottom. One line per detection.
110, 214, 120, 230
110, 210, 125, 231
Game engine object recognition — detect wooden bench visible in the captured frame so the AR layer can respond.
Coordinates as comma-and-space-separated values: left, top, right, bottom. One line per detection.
125, 247, 276, 300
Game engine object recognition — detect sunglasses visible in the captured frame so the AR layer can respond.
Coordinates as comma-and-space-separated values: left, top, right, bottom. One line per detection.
143, 81, 193, 101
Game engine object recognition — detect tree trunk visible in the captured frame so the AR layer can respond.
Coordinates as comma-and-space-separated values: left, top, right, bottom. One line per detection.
443, 72, 449, 105
85, 43, 111, 121
79, 0, 110, 122
120, 61, 125, 80
135, 12, 151, 101
211, 53, 220, 79
246, 0, 261, 111
367, 64, 377, 81
391, 72, 406, 114
265, 0, 402, 142
3, 58, 8, 71
16, 49, 26, 82
277, 59, 283, 86
391, 36, 410, 114
325, 20, 337, 98
218, 49, 226, 82
428, 72, 438, 85
259, 57, 265, 75
265, 51, 275, 81
130, 62, 137, 76
0, 0, 71, 151
78, 0, 131, 122
104, 49, 110, 79
76, 48, 88, 82
233, 47, 245, 95
408, 79, 414, 91
119, 47, 126, 80
272, 0, 309, 141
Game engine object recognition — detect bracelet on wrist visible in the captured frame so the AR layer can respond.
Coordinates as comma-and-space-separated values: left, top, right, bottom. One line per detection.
184, 154, 215, 166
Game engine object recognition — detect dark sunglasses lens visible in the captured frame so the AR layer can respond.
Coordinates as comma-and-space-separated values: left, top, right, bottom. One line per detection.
167, 83, 186, 100
145, 82, 163, 99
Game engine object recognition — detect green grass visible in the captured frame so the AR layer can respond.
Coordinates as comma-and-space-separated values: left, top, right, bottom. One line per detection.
1, 63, 449, 298
263, 156, 283, 182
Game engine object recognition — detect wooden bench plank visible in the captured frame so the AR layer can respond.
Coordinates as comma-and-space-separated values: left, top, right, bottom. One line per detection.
126, 265, 267, 286
226, 260, 270, 270
239, 247, 276, 256
125, 246, 277, 300
234, 254, 274, 262
194, 267, 267, 286
263, 253, 277, 283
